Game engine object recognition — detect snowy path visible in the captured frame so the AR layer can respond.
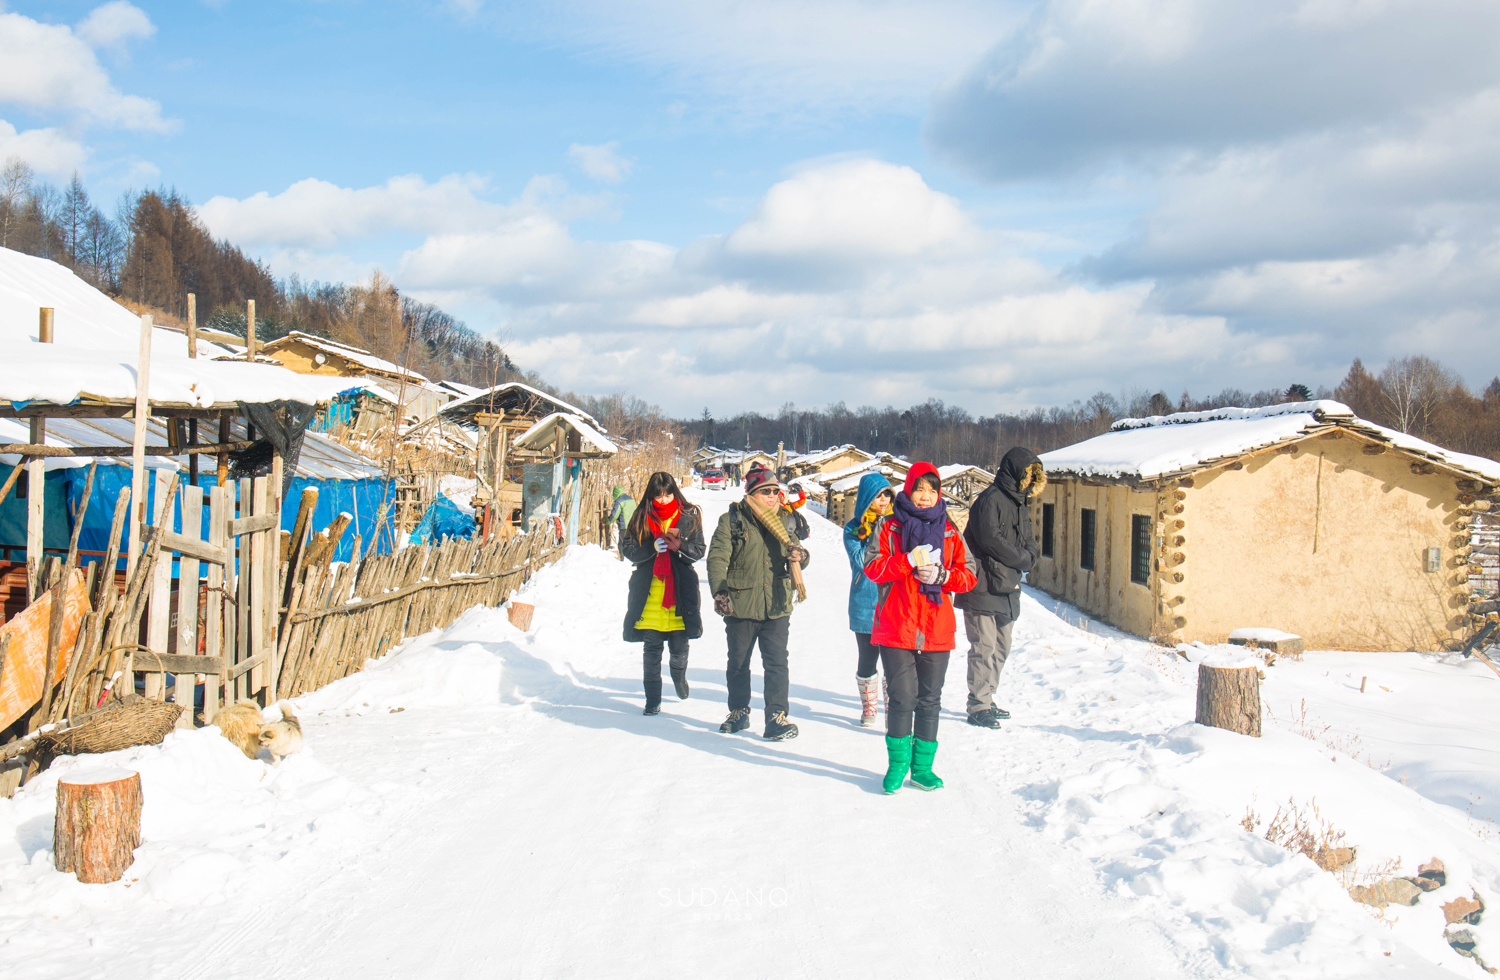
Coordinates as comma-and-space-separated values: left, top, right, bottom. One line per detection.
5, 488, 1497, 978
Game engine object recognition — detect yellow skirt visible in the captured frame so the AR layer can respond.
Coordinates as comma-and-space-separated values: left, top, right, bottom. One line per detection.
635, 574, 686, 632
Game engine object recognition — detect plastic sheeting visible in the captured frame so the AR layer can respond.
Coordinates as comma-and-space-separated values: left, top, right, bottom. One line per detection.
407, 493, 476, 546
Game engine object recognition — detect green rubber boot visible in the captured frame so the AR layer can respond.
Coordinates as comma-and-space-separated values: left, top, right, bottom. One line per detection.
883, 735, 913, 794
910, 738, 943, 791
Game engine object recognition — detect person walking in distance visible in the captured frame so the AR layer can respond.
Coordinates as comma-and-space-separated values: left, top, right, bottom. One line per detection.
607, 486, 637, 560
954, 448, 1044, 729
621, 472, 705, 715
707, 464, 811, 740
863, 463, 976, 793
844, 473, 894, 727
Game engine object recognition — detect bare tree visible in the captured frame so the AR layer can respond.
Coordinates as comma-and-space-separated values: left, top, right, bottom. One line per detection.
1378, 355, 1458, 435
0, 157, 32, 248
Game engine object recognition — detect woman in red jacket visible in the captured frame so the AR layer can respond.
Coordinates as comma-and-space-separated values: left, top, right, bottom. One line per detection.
863, 462, 976, 793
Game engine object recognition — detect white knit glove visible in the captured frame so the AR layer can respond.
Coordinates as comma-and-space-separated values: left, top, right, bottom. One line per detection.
654, 538, 669, 554
913, 564, 941, 585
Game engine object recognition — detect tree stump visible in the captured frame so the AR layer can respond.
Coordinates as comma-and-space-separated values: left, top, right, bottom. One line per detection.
54, 767, 142, 883
507, 602, 535, 631
1195, 664, 1262, 736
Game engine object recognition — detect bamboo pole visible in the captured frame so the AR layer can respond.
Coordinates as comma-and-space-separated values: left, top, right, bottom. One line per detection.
246, 299, 256, 360
186, 293, 197, 359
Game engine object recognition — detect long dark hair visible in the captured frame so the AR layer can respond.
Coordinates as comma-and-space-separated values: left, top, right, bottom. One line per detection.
627, 471, 696, 542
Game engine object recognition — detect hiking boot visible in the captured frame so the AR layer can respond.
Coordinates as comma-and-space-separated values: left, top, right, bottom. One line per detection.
719, 708, 751, 734
856, 674, 879, 728
763, 711, 799, 741
671, 666, 690, 700
992, 706, 1011, 720
643, 701, 661, 716
910, 738, 943, 791
967, 708, 1003, 729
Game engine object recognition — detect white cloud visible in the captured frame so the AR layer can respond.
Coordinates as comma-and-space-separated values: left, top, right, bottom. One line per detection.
0, 9, 170, 131
0, 121, 88, 176
502, 1, 1024, 113
566, 142, 633, 183
76, 2, 156, 50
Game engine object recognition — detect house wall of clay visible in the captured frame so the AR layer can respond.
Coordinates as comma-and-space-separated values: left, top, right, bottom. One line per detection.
1033, 431, 1471, 651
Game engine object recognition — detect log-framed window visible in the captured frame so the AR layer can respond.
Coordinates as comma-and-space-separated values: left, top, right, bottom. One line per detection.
1080, 508, 1096, 571
1130, 514, 1151, 585
1041, 503, 1055, 558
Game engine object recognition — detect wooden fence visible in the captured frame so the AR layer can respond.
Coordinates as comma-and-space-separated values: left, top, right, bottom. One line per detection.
1, 465, 610, 782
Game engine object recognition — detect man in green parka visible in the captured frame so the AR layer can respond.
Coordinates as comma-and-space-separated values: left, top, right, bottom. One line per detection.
707, 465, 811, 740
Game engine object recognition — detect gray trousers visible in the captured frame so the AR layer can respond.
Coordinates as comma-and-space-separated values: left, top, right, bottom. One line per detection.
964, 611, 1014, 714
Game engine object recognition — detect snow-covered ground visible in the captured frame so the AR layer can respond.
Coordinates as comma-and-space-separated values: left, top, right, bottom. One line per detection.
3, 487, 1499, 978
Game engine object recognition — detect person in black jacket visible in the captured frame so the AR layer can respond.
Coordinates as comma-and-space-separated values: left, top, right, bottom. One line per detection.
621, 471, 706, 715
954, 447, 1045, 729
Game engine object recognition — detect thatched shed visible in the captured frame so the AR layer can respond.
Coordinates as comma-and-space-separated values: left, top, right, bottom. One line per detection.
1034, 401, 1500, 652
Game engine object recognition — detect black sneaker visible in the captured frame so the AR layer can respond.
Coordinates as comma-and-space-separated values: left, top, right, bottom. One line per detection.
671, 667, 690, 700
967, 709, 1003, 729
764, 711, 799, 741
993, 706, 1011, 720
719, 708, 750, 733
643, 702, 661, 716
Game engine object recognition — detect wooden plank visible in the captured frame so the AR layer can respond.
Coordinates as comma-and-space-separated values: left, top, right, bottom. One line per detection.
267, 456, 282, 693
25, 416, 44, 604
228, 652, 265, 681
157, 531, 230, 566
248, 476, 267, 697
126, 314, 152, 579
228, 512, 279, 536
0, 441, 255, 458
143, 471, 173, 701
0, 569, 88, 730
235, 478, 250, 700
132, 652, 224, 675
202, 485, 227, 723
173, 489, 201, 728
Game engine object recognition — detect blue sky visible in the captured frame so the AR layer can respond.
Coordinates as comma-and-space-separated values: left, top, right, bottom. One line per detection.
4, 0, 1497, 416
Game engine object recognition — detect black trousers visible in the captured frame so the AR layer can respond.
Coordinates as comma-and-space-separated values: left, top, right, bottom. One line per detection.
881, 647, 951, 741
641, 630, 689, 703
724, 616, 790, 719
854, 632, 880, 678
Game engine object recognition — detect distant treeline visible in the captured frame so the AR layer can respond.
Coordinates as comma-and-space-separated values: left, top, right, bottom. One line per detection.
0, 158, 518, 388
679, 355, 1500, 470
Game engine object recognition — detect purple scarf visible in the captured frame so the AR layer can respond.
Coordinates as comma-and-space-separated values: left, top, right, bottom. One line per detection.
893, 491, 948, 605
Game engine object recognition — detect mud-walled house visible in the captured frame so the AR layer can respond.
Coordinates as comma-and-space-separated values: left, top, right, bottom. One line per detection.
1033, 401, 1500, 652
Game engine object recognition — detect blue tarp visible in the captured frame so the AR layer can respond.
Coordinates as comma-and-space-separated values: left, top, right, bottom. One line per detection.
407, 493, 475, 546
19, 464, 398, 572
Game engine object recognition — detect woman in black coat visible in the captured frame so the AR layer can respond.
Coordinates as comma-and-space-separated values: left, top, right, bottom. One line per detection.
621, 471, 706, 715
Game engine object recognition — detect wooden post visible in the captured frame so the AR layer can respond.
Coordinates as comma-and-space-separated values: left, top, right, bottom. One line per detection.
174, 486, 201, 727
54, 768, 141, 883
25, 413, 43, 605
1195, 664, 1262, 737
246, 299, 256, 360
127, 315, 152, 579
203, 485, 227, 723
186, 292, 197, 359
144, 470, 172, 701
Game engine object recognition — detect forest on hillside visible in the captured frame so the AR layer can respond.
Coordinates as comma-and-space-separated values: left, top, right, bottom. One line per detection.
0, 159, 518, 388
682, 355, 1500, 469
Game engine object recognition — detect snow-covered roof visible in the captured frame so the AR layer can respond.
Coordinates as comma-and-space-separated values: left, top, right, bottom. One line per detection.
435, 379, 483, 398
1041, 400, 1500, 485
0, 248, 349, 408
0, 414, 382, 480
937, 463, 988, 481
796, 444, 873, 468
262, 331, 428, 382
512, 412, 618, 456
438, 382, 601, 428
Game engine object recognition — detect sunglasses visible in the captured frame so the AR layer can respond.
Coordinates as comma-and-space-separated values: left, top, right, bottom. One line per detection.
752, 486, 780, 496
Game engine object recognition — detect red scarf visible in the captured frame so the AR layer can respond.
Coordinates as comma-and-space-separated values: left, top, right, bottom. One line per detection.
647, 499, 681, 609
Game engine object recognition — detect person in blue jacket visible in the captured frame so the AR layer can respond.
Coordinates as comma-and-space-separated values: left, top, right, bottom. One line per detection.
843, 472, 895, 727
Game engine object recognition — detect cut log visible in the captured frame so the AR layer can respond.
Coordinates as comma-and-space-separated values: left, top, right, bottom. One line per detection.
507, 601, 535, 631
1195, 664, 1262, 736
54, 767, 142, 883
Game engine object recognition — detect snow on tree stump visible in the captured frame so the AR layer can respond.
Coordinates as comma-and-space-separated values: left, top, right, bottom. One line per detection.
1195, 664, 1262, 737
507, 602, 535, 632
54, 767, 142, 883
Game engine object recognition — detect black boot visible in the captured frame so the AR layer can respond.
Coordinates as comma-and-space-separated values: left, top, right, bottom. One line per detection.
670, 666, 690, 700
763, 710, 799, 741
644, 675, 662, 715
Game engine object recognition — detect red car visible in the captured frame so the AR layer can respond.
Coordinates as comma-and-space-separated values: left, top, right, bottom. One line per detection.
702, 468, 726, 489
